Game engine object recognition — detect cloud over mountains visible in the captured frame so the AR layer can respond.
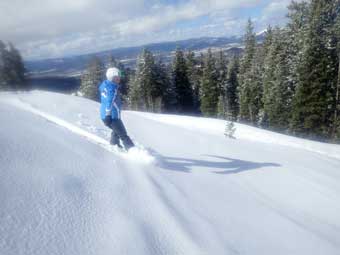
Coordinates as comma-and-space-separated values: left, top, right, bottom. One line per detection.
0, 0, 294, 60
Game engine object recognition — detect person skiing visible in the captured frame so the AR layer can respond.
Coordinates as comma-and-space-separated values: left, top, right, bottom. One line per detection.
99, 67, 134, 150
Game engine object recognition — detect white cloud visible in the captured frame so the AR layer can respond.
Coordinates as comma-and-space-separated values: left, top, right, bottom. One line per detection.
257, 0, 301, 30
0, 0, 146, 41
111, 0, 262, 36
0, 0, 294, 60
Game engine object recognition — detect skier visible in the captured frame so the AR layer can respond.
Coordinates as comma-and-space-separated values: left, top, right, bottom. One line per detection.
99, 67, 134, 151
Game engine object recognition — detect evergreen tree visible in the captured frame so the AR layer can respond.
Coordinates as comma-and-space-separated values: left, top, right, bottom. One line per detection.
291, 0, 339, 139
217, 94, 225, 119
151, 58, 168, 112
238, 19, 257, 122
262, 29, 278, 128
79, 57, 104, 101
132, 49, 163, 111
186, 50, 201, 113
157, 59, 176, 112
135, 49, 153, 110
224, 121, 236, 139
8, 43, 26, 89
200, 49, 219, 117
128, 72, 142, 110
335, 50, 340, 139
216, 50, 228, 118
258, 26, 274, 127
0, 42, 3, 89
0, 41, 25, 90
333, 2, 340, 139
286, 1, 310, 94
263, 28, 293, 130
173, 48, 194, 113
246, 49, 264, 124
225, 56, 240, 120
0, 41, 11, 90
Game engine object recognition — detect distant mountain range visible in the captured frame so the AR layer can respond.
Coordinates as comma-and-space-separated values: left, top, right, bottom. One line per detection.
25, 33, 266, 78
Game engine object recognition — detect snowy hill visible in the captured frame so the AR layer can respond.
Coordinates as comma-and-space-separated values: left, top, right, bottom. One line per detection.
1, 91, 340, 255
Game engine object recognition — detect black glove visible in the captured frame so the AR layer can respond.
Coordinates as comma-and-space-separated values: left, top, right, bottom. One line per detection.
103, 115, 112, 127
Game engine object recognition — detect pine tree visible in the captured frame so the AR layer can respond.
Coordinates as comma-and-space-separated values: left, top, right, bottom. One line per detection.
217, 95, 225, 119
332, 2, 340, 140
128, 72, 142, 110
225, 56, 240, 120
224, 121, 236, 139
262, 29, 278, 128
286, 1, 310, 94
135, 49, 153, 110
216, 50, 228, 118
173, 48, 194, 113
0, 41, 11, 90
263, 28, 293, 131
238, 19, 257, 122
1, 42, 8, 89
291, 0, 339, 139
156, 58, 176, 112
132, 49, 164, 112
335, 50, 340, 139
258, 26, 274, 127
8, 43, 26, 90
247, 49, 264, 124
79, 57, 104, 101
0, 41, 25, 90
163, 79, 178, 112
152, 58, 168, 112
186, 50, 201, 113
0, 41, 4, 89
200, 49, 219, 117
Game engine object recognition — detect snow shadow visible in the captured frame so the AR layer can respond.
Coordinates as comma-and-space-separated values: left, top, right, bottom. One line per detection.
153, 152, 280, 174
62, 175, 88, 199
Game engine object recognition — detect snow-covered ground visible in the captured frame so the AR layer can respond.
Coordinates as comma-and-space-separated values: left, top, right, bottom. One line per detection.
1, 91, 340, 255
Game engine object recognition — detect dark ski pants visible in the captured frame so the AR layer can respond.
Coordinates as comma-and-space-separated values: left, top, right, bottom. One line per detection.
105, 119, 134, 150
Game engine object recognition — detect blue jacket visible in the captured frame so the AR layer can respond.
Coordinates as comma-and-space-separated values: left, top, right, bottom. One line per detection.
99, 80, 122, 120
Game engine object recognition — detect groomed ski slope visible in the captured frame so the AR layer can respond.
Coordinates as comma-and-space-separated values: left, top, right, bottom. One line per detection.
1, 91, 340, 255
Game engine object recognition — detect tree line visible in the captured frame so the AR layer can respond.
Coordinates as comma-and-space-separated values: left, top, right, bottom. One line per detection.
0, 40, 26, 90
237, 0, 340, 141
80, 0, 340, 142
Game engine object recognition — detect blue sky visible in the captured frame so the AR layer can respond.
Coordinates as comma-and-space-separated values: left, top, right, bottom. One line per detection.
0, 0, 296, 60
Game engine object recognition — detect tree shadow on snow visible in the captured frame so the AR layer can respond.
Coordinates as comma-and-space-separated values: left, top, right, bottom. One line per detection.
151, 151, 281, 174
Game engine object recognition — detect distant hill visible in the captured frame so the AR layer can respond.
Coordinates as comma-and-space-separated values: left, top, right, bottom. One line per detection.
25, 36, 246, 78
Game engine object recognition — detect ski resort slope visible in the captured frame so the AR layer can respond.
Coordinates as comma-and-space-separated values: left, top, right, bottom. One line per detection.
1, 91, 340, 255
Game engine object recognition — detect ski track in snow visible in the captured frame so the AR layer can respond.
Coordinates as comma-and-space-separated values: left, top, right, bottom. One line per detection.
4, 97, 154, 164
1, 91, 340, 255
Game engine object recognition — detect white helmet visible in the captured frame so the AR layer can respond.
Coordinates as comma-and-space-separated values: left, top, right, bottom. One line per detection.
106, 67, 120, 81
